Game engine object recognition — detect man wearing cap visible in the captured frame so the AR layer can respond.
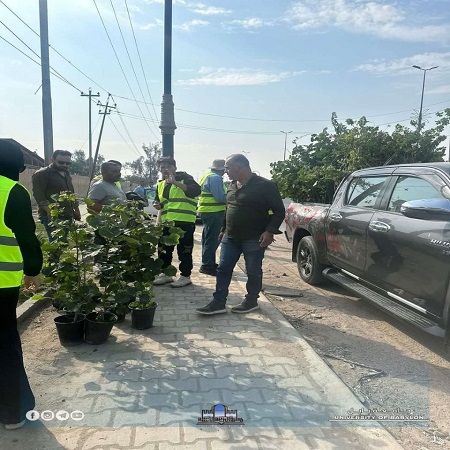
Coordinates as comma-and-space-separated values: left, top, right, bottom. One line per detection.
0, 139, 43, 429
197, 159, 227, 276
32, 150, 81, 241
153, 157, 201, 288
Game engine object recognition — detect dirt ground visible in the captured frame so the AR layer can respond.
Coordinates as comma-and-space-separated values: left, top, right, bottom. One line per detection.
252, 236, 450, 450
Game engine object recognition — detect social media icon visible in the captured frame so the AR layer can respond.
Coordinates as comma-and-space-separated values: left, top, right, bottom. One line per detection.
56, 410, 69, 421
26, 410, 40, 421
71, 410, 84, 421
41, 410, 54, 421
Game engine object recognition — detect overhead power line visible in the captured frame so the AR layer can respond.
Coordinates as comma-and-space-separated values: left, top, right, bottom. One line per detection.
93, 0, 159, 140
124, 0, 159, 123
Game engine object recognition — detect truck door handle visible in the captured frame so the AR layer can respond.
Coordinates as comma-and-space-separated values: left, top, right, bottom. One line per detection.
369, 221, 390, 233
329, 213, 342, 222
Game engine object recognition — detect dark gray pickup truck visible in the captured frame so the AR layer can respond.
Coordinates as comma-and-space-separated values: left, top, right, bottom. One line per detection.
285, 162, 450, 339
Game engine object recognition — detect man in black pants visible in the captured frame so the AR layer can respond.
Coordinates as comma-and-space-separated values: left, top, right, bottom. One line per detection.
0, 140, 43, 429
153, 157, 201, 288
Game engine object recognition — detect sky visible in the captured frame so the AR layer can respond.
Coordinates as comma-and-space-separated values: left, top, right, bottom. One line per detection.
1, 0, 450, 180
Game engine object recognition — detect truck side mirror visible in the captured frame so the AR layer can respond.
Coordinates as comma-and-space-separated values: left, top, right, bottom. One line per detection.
400, 198, 450, 221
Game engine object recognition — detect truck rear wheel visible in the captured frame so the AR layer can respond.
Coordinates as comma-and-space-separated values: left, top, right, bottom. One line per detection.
296, 236, 325, 285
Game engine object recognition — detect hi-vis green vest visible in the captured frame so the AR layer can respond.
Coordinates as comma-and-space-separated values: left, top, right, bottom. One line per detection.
0, 176, 24, 288
197, 172, 226, 213
157, 180, 197, 223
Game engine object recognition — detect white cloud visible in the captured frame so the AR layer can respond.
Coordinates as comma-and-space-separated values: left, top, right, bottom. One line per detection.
190, 5, 232, 16
176, 19, 209, 32
287, 0, 450, 44
354, 52, 450, 76
177, 68, 301, 86
229, 18, 265, 29
140, 19, 164, 30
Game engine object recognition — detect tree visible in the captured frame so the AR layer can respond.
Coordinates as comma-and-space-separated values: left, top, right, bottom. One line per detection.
69, 150, 105, 177
124, 143, 161, 185
270, 109, 450, 203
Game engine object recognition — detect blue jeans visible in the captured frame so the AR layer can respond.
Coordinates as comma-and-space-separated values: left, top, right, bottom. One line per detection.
200, 211, 225, 271
39, 215, 55, 242
40, 215, 72, 242
213, 236, 266, 305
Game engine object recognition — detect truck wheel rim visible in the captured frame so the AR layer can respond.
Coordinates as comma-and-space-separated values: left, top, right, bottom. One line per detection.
300, 248, 312, 277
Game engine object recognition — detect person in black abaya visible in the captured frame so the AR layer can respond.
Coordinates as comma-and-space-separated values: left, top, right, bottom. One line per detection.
0, 139, 42, 429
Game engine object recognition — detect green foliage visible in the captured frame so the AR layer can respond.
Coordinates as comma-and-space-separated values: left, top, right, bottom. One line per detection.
87, 200, 183, 312
38, 192, 101, 319
270, 109, 450, 203
124, 142, 161, 185
69, 150, 105, 176
39, 193, 183, 321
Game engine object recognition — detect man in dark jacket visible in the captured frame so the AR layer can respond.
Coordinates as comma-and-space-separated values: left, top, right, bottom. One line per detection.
197, 154, 285, 315
0, 140, 43, 429
153, 157, 201, 288
32, 150, 81, 241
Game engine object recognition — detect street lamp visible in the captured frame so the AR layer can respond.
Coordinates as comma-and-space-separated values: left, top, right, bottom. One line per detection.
412, 65, 438, 131
280, 130, 292, 160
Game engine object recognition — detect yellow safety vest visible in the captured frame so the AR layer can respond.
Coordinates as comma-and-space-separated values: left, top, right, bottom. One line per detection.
157, 180, 197, 223
197, 172, 226, 213
0, 176, 24, 288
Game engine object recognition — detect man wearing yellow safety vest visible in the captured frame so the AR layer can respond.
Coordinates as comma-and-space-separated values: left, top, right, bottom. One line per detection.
197, 159, 227, 276
0, 140, 43, 429
153, 157, 201, 288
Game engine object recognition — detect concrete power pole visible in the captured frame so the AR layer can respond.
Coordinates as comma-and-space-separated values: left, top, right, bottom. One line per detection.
39, 0, 54, 164
81, 89, 100, 176
159, 0, 176, 158
90, 95, 116, 181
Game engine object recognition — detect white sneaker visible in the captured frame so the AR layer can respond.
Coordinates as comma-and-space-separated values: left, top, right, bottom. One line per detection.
5, 420, 25, 430
153, 273, 174, 285
170, 276, 192, 288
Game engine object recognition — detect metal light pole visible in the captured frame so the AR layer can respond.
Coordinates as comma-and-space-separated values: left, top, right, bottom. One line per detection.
412, 65, 438, 131
280, 131, 292, 160
160, 0, 176, 157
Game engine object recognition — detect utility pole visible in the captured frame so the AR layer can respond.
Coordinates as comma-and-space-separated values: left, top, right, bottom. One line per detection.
280, 131, 292, 160
90, 95, 116, 181
412, 65, 438, 131
81, 88, 100, 176
39, 0, 53, 164
159, 0, 176, 158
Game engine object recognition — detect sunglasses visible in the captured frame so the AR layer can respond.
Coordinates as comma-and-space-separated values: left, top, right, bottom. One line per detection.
56, 161, 72, 166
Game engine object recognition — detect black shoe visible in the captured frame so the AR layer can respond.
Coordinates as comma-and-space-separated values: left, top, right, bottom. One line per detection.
231, 299, 259, 314
196, 301, 227, 315
199, 267, 217, 276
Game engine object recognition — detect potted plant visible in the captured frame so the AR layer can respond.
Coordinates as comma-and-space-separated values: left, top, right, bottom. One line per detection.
87, 199, 182, 330
34, 192, 101, 345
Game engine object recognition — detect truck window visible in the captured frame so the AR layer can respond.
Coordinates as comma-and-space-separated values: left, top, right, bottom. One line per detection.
346, 176, 387, 208
387, 176, 443, 212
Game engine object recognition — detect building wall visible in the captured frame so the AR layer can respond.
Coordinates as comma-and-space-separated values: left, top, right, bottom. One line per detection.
19, 168, 131, 205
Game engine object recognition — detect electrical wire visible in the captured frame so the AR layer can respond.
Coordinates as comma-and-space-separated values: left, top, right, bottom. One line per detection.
124, 0, 159, 122
93, 0, 159, 140
1, 0, 448, 127
109, 0, 159, 132
107, 114, 142, 157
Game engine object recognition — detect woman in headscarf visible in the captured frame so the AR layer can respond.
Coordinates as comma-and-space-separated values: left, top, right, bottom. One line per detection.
0, 140, 42, 429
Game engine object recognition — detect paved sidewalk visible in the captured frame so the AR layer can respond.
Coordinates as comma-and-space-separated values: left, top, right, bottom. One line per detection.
1, 230, 403, 449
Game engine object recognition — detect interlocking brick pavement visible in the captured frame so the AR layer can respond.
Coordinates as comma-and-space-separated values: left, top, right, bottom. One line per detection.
0, 230, 404, 449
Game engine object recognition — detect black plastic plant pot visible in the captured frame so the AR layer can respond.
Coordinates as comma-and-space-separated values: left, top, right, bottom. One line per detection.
54, 314, 86, 346
130, 303, 158, 330
84, 312, 117, 345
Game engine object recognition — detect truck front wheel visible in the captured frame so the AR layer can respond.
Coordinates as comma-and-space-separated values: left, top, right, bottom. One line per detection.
296, 236, 325, 285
